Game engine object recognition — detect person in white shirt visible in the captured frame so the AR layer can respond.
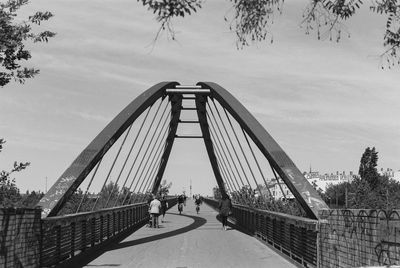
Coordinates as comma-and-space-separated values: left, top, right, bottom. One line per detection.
149, 194, 162, 228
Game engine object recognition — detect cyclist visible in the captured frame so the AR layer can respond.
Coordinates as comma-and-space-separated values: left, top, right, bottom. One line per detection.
194, 195, 202, 214
177, 194, 185, 214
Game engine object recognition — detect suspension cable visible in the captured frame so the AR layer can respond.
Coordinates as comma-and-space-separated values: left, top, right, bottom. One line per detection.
104, 105, 170, 208
101, 124, 137, 208
138, 132, 168, 202
112, 107, 153, 206
214, 145, 247, 205
209, 126, 247, 204
269, 160, 290, 203
208, 120, 242, 191
206, 102, 246, 187
119, 98, 169, 204
91, 122, 134, 211
126, 113, 170, 204
210, 128, 239, 191
222, 107, 268, 206
212, 137, 238, 198
76, 157, 103, 213
132, 137, 167, 204
211, 100, 254, 191
241, 128, 278, 211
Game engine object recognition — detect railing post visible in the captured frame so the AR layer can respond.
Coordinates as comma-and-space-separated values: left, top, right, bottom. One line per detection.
56, 225, 61, 262
113, 212, 116, 236
107, 214, 111, 239
91, 218, 95, 247
117, 211, 121, 232
289, 223, 294, 259
70, 222, 75, 257
81, 220, 86, 251
100, 216, 104, 242
130, 208, 133, 227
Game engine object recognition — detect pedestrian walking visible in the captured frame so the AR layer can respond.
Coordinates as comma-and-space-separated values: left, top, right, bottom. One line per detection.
160, 195, 168, 222
218, 194, 232, 231
149, 194, 161, 228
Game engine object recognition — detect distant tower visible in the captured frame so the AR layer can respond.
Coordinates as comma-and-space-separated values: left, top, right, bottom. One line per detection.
190, 179, 192, 197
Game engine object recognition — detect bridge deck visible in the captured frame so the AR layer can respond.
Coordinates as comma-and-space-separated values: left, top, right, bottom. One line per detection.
80, 201, 295, 268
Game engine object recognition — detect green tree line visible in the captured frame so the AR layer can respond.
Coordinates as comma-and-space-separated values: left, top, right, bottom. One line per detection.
213, 146, 400, 217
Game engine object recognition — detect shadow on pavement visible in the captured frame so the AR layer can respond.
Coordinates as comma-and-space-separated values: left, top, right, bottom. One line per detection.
65, 213, 207, 267
111, 213, 206, 250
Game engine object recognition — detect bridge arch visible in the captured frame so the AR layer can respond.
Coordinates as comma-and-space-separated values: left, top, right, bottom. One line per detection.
38, 82, 328, 219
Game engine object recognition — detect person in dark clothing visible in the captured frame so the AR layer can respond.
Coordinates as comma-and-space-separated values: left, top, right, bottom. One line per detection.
160, 195, 168, 222
218, 194, 232, 231
177, 194, 185, 214
194, 195, 202, 214
147, 194, 154, 227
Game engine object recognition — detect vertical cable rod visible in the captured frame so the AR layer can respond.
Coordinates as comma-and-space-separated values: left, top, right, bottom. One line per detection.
127, 113, 170, 204
241, 128, 278, 211
210, 128, 240, 192
134, 137, 168, 204
208, 120, 242, 191
113, 113, 165, 207
103, 106, 170, 208
76, 158, 103, 213
112, 107, 153, 206
212, 136, 238, 198
138, 135, 168, 203
138, 141, 167, 203
102, 125, 135, 208
211, 100, 254, 191
206, 103, 246, 187
120, 98, 168, 205
209, 126, 247, 204
222, 107, 268, 206
269, 160, 292, 211
91, 122, 134, 211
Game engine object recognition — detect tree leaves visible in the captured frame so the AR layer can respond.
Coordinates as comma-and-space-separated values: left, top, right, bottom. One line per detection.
138, 0, 202, 41
0, 0, 55, 87
370, 0, 400, 68
0, 138, 30, 207
226, 0, 283, 49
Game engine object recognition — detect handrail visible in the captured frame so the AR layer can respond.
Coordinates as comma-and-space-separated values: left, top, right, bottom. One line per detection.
203, 197, 318, 267
41, 198, 177, 267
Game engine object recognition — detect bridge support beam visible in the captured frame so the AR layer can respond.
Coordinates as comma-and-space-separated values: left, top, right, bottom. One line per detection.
151, 94, 182, 194
197, 82, 329, 219
196, 95, 227, 198
38, 82, 179, 217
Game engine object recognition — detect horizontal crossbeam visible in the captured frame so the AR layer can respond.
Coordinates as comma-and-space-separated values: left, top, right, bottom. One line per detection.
174, 135, 203, 139
178, 120, 199, 124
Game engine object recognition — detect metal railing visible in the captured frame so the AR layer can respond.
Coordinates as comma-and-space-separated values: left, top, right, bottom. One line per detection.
203, 198, 319, 267
41, 198, 177, 267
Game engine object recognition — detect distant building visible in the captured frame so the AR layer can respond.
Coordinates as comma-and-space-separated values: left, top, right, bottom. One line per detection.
303, 170, 354, 193
256, 178, 295, 201
379, 168, 400, 183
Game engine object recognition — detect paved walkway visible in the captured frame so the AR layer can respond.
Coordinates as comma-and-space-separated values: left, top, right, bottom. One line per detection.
81, 200, 296, 268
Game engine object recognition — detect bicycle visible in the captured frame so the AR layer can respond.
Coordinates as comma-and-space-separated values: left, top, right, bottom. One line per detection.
195, 204, 200, 214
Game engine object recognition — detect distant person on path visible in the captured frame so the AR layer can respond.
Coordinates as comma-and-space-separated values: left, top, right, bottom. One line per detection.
160, 195, 168, 222
149, 194, 161, 228
194, 194, 202, 214
177, 194, 185, 214
218, 194, 232, 231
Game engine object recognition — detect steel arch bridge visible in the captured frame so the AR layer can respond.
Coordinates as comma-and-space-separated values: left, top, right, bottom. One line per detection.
38, 82, 328, 219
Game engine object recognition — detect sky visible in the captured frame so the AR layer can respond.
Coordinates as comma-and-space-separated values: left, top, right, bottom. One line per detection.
1, 0, 399, 197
